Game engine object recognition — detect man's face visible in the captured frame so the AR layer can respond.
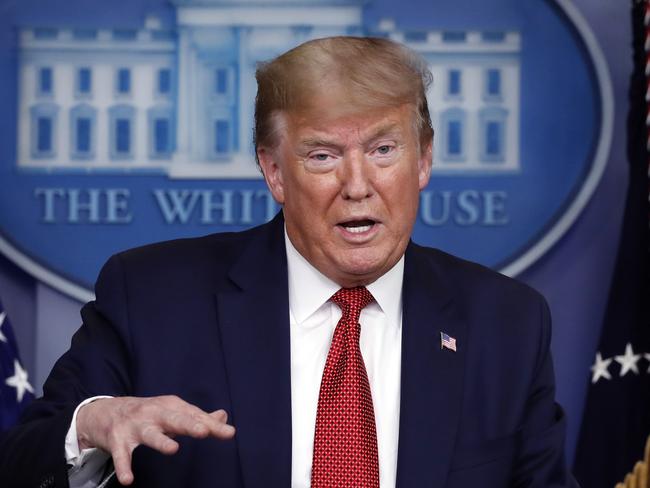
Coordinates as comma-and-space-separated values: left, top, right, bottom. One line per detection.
258, 103, 432, 287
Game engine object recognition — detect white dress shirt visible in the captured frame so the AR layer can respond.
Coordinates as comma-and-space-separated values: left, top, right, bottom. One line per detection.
66, 397, 113, 487
66, 231, 404, 488
286, 231, 403, 488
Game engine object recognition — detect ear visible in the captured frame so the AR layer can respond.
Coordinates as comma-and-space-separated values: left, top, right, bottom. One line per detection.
258, 146, 285, 204
417, 140, 433, 190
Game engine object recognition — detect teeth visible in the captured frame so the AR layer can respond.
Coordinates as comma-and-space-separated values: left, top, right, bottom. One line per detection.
346, 224, 372, 234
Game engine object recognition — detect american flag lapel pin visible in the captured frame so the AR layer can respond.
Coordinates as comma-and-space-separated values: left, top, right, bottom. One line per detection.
440, 331, 457, 352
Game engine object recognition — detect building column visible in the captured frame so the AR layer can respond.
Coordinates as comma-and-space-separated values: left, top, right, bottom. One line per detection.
174, 26, 192, 164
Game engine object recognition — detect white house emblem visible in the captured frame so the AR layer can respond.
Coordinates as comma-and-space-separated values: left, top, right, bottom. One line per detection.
0, 0, 612, 301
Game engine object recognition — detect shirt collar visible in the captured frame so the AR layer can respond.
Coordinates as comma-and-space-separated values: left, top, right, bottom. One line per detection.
285, 228, 404, 326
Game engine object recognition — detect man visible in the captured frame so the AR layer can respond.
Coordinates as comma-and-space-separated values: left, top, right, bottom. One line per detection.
0, 37, 577, 487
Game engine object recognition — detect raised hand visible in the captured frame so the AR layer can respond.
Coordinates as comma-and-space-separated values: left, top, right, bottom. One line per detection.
75, 395, 236, 486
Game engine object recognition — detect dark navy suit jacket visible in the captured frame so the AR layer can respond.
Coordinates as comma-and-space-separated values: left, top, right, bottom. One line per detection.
0, 213, 577, 487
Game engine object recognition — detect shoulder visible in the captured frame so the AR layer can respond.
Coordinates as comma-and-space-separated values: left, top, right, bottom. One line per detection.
94, 218, 277, 298
409, 243, 553, 390
407, 242, 551, 357
115, 226, 255, 270
408, 242, 546, 311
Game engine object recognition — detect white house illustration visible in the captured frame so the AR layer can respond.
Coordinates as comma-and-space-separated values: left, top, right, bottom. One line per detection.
16, 0, 520, 178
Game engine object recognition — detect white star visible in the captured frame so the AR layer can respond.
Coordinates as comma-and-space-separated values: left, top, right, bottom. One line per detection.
5, 359, 34, 402
0, 311, 7, 343
615, 343, 641, 377
590, 352, 612, 383
644, 353, 650, 373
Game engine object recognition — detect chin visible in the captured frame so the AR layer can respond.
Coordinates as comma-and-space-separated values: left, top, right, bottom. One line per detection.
334, 259, 387, 286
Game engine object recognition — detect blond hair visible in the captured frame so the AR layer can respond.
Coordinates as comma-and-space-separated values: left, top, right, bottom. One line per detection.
254, 36, 433, 161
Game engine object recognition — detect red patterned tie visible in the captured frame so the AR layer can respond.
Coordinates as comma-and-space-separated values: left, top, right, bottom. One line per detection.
311, 286, 380, 488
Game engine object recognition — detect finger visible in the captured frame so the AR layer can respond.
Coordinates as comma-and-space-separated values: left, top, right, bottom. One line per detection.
160, 396, 227, 425
157, 398, 214, 432
155, 398, 235, 440
210, 409, 228, 423
158, 395, 204, 415
173, 404, 235, 439
211, 421, 236, 439
165, 408, 234, 440
160, 411, 212, 439
112, 446, 135, 486
139, 424, 179, 455
206, 410, 236, 439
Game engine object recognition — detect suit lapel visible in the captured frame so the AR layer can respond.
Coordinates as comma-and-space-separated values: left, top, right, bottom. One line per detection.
215, 214, 292, 488
396, 244, 467, 488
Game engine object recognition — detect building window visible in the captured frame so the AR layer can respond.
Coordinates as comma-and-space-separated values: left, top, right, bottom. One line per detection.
152, 30, 174, 41
117, 68, 131, 95
30, 103, 59, 158
157, 68, 171, 95
404, 31, 427, 43
486, 122, 501, 155
440, 108, 466, 162
214, 68, 228, 95
291, 25, 313, 37
38, 67, 53, 96
210, 65, 238, 105
113, 29, 137, 41
38, 118, 53, 152
148, 106, 174, 158
214, 119, 230, 154
479, 107, 507, 163
116, 120, 130, 153
448, 70, 461, 97
442, 31, 466, 42
485, 69, 502, 99
77, 118, 91, 152
482, 32, 506, 42
76, 68, 92, 96
70, 104, 96, 159
109, 105, 135, 159
448, 121, 462, 155
73, 29, 97, 40
154, 119, 170, 152
34, 28, 57, 40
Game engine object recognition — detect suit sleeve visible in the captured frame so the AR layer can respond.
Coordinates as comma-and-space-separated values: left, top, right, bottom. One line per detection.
0, 255, 134, 488
511, 297, 579, 488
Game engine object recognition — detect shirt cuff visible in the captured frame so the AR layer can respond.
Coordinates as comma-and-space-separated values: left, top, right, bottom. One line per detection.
65, 396, 113, 467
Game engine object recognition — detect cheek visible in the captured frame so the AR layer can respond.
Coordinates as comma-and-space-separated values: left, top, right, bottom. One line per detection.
385, 190, 420, 239
382, 169, 421, 211
292, 175, 340, 208
395, 193, 419, 223
283, 178, 333, 225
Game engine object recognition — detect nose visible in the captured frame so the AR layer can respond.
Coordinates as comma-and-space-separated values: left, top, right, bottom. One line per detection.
338, 150, 374, 201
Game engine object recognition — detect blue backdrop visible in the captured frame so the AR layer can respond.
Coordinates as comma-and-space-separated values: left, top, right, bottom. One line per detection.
0, 0, 632, 466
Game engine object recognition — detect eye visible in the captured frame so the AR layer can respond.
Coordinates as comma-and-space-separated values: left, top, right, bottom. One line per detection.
375, 145, 393, 155
304, 151, 338, 173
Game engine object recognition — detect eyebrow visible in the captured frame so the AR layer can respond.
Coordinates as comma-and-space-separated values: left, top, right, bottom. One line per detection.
368, 123, 403, 142
298, 122, 404, 149
298, 138, 340, 150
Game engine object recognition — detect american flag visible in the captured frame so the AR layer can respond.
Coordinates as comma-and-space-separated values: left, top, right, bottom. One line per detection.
440, 331, 457, 352
573, 2, 650, 486
0, 299, 34, 431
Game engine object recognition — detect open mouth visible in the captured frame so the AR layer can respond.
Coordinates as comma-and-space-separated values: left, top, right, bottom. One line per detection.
338, 219, 376, 234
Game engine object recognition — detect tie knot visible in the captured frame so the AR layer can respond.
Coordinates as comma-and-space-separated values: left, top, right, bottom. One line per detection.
331, 286, 374, 317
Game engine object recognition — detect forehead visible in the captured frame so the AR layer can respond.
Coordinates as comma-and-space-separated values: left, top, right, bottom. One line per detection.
283, 103, 417, 143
